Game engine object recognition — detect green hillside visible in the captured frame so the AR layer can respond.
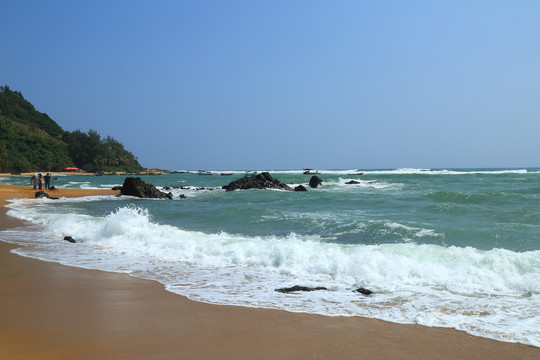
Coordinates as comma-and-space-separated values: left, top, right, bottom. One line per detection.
0, 85, 143, 173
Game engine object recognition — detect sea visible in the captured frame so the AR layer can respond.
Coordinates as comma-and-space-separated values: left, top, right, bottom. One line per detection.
1, 168, 539, 347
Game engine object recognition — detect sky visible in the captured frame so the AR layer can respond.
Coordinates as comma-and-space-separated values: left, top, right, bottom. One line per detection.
2, 1, 539, 170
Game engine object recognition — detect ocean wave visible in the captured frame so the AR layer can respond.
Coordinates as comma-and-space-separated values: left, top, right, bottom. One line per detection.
426, 190, 540, 205
360, 168, 531, 175
300, 178, 403, 191
426, 191, 487, 204
212, 168, 535, 176
8, 203, 539, 292
3, 201, 540, 347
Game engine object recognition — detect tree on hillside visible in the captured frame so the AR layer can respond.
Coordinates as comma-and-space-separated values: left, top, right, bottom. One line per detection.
0, 86, 72, 172
0, 144, 7, 172
65, 129, 143, 172
65, 129, 102, 170
1, 85, 144, 173
0, 85, 64, 138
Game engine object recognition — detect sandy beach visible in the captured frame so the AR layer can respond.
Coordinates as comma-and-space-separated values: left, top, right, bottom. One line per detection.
0, 184, 538, 359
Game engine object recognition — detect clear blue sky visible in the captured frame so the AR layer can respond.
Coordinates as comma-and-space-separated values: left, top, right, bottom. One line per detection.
2, 1, 539, 170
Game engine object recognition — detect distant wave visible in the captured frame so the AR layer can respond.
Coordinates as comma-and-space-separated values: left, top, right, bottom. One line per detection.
362, 168, 531, 175
172, 168, 536, 176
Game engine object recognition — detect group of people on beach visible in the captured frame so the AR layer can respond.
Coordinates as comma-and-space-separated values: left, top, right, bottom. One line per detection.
30, 173, 51, 191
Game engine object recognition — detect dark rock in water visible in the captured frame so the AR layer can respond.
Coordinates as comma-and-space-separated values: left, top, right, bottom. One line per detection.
309, 175, 323, 188
222, 172, 293, 192
294, 185, 308, 192
35, 191, 59, 199
63, 236, 76, 243
178, 194, 187, 199
345, 180, 361, 185
354, 287, 373, 296
111, 186, 122, 191
35, 191, 47, 198
275, 285, 328, 293
119, 177, 173, 199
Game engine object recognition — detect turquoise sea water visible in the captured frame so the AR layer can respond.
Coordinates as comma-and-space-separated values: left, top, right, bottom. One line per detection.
1, 168, 540, 346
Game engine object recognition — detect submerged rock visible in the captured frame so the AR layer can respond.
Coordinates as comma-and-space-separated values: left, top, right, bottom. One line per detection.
294, 185, 308, 192
275, 285, 328, 293
309, 175, 323, 188
63, 236, 76, 243
354, 287, 373, 296
119, 177, 173, 199
222, 172, 293, 192
345, 180, 361, 185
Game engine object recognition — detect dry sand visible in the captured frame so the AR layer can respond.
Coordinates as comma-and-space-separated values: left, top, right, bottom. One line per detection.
0, 184, 538, 359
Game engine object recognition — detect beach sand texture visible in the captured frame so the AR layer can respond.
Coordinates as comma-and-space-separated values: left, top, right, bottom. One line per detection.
0, 184, 538, 359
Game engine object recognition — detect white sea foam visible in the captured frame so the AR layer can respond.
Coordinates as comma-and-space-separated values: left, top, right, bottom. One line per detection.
212, 168, 533, 176
295, 177, 402, 191
383, 222, 443, 238
360, 168, 530, 175
240, 168, 532, 176
61, 181, 105, 190
2, 199, 540, 346
334, 178, 402, 190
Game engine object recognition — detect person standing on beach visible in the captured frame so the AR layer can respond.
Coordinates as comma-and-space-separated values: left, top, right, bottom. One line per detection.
30, 174, 37, 190
37, 173, 43, 191
44, 173, 51, 189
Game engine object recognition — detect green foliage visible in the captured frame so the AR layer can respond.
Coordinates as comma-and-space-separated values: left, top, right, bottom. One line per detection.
0, 112, 72, 172
65, 130, 143, 172
0, 85, 64, 139
0, 85, 144, 173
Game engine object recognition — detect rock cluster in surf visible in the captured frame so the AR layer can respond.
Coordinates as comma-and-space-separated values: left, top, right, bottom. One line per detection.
118, 177, 173, 199
222, 172, 293, 191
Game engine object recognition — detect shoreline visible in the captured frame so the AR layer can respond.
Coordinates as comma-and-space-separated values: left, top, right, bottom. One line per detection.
0, 185, 538, 359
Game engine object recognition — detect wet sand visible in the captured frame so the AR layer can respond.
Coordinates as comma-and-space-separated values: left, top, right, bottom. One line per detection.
0, 184, 538, 359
